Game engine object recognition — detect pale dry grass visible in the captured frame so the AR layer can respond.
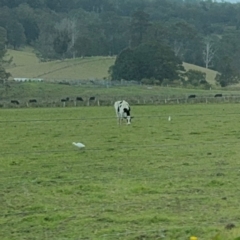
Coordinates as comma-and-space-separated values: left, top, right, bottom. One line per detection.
5, 48, 218, 84
183, 62, 218, 85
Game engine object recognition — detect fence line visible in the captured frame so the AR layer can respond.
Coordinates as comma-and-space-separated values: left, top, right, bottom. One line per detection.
2, 94, 240, 108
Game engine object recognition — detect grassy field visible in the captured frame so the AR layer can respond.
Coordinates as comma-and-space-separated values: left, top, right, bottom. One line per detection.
0, 48, 238, 103
1, 104, 240, 239
0, 82, 227, 99
5, 48, 218, 84
1, 81, 240, 106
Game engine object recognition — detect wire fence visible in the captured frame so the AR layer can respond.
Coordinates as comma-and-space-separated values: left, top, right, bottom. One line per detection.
1, 93, 240, 108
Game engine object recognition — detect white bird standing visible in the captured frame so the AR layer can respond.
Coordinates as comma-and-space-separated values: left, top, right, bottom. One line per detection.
72, 142, 85, 149
168, 116, 171, 121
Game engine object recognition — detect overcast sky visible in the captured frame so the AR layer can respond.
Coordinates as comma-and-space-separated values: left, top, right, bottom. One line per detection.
220, 0, 240, 2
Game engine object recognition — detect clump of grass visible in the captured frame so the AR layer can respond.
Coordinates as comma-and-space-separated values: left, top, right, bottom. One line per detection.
212, 228, 240, 240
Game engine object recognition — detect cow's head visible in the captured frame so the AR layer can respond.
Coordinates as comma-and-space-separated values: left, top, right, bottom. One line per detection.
126, 116, 134, 125
126, 116, 131, 125
123, 108, 132, 125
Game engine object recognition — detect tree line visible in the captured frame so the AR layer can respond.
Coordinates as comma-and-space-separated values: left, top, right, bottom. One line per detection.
0, 0, 240, 86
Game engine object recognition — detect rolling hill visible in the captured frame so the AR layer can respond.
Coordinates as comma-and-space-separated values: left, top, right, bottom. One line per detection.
5, 48, 218, 84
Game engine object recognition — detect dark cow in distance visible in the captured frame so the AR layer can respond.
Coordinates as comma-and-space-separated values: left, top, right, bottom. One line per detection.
11, 100, 19, 105
61, 97, 70, 102
188, 95, 196, 99
215, 94, 222, 97
29, 99, 37, 103
76, 97, 83, 101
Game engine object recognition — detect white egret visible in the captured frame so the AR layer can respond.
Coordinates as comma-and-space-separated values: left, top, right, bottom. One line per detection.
72, 142, 85, 149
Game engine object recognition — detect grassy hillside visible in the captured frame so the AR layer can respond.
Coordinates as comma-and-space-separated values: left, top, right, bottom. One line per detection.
2, 48, 238, 102
5, 48, 218, 84
5, 49, 115, 80
183, 62, 217, 85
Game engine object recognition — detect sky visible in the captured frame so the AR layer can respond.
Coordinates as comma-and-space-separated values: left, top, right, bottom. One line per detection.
214, 0, 240, 2
220, 0, 240, 2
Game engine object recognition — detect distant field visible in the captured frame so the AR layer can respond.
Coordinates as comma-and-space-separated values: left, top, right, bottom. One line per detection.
1, 105, 240, 239
5, 48, 218, 84
0, 49, 237, 104
183, 62, 217, 85
1, 81, 240, 103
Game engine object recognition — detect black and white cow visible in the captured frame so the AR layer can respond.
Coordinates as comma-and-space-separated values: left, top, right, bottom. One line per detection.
114, 100, 132, 125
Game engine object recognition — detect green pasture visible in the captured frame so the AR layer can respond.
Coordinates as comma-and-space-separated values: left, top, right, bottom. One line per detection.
0, 82, 239, 103
1, 104, 240, 239
1, 81, 240, 102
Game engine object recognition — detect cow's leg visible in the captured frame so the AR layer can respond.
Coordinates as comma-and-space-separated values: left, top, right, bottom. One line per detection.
115, 111, 120, 125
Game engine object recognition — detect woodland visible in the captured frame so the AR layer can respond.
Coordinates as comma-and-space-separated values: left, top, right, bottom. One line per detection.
0, 0, 240, 86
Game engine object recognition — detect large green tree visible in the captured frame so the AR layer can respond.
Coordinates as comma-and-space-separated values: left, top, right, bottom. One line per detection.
0, 26, 7, 59
130, 10, 151, 48
73, 36, 92, 57
100, 11, 129, 55
53, 30, 71, 58
213, 30, 240, 86
110, 41, 184, 82
15, 4, 39, 44
6, 20, 26, 49
109, 47, 137, 80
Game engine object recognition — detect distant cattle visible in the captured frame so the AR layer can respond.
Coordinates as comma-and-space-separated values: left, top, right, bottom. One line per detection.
29, 99, 37, 103
61, 97, 70, 102
58, 82, 70, 85
188, 95, 196, 99
76, 97, 83, 101
114, 100, 132, 125
11, 100, 19, 105
214, 94, 222, 97
89, 96, 95, 101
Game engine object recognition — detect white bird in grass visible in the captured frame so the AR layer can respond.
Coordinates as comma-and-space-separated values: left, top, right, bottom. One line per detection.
72, 142, 85, 149
168, 116, 171, 121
